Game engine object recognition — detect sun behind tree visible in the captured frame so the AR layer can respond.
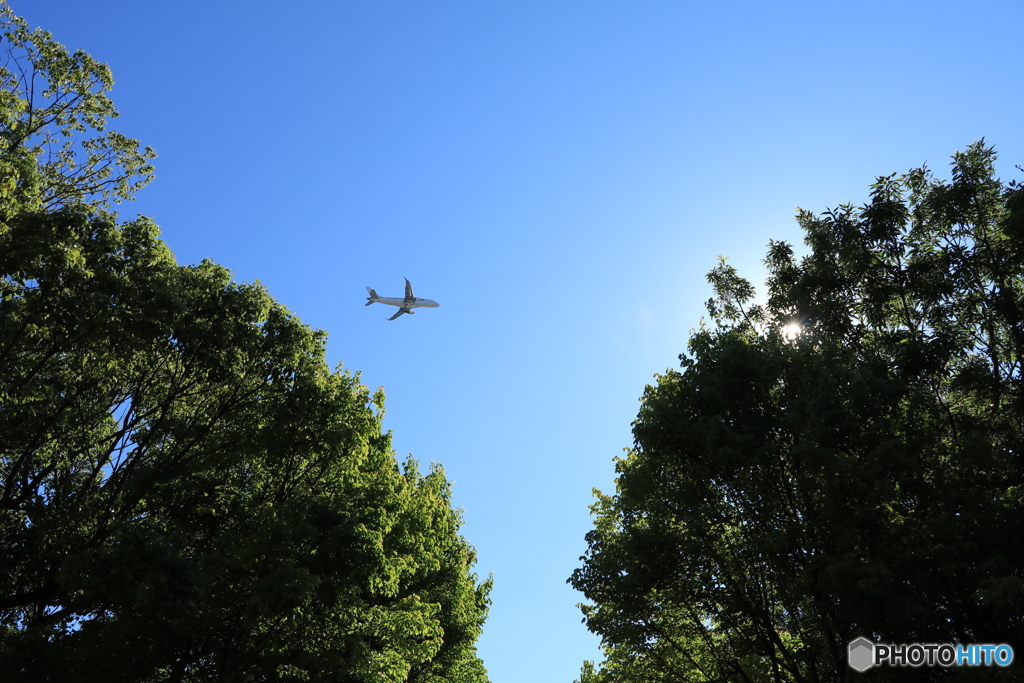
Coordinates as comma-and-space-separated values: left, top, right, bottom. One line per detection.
572, 141, 1024, 683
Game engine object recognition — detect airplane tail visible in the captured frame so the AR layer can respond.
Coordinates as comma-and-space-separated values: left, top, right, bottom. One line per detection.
365, 287, 379, 305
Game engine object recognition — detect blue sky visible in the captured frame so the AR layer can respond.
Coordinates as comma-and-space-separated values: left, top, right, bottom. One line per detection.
18, 1, 1024, 681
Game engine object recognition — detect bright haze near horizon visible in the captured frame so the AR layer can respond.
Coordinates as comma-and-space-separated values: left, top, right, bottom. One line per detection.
18, 1, 1024, 681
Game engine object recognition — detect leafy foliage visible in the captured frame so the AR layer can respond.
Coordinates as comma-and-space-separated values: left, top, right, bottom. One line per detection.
0, 6, 490, 681
0, 2, 155, 214
571, 142, 1024, 682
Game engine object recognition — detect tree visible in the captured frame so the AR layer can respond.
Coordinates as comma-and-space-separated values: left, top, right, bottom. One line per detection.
570, 141, 1024, 682
0, 2, 155, 215
0, 6, 490, 681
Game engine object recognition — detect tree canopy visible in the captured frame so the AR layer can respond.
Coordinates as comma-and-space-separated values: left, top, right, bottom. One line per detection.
0, 4, 154, 214
0, 6, 490, 681
571, 141, 1024, 682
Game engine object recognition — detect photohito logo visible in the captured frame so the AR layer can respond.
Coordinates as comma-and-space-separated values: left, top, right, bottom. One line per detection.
848, 637, 1014, 672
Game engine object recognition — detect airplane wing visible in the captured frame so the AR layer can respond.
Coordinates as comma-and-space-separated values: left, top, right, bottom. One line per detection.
404, 278, 415, 304
387, 307, 413, 321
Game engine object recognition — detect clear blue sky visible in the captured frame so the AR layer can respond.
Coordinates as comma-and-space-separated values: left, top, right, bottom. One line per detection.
18, 1, 1024, 681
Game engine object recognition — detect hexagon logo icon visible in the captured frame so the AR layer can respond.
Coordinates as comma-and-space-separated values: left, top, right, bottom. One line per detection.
848, 637, 874, 672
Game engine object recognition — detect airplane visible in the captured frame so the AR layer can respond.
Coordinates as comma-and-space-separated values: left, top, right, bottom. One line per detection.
365, 278, 440, 321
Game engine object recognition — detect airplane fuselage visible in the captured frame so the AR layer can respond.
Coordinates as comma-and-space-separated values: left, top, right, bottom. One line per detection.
374, 297, 439, 309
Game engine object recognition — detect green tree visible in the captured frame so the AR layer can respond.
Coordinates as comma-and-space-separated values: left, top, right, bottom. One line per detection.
0, 2, 155, 215
0, 6, 490, 681
571, 141, 1024, 682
